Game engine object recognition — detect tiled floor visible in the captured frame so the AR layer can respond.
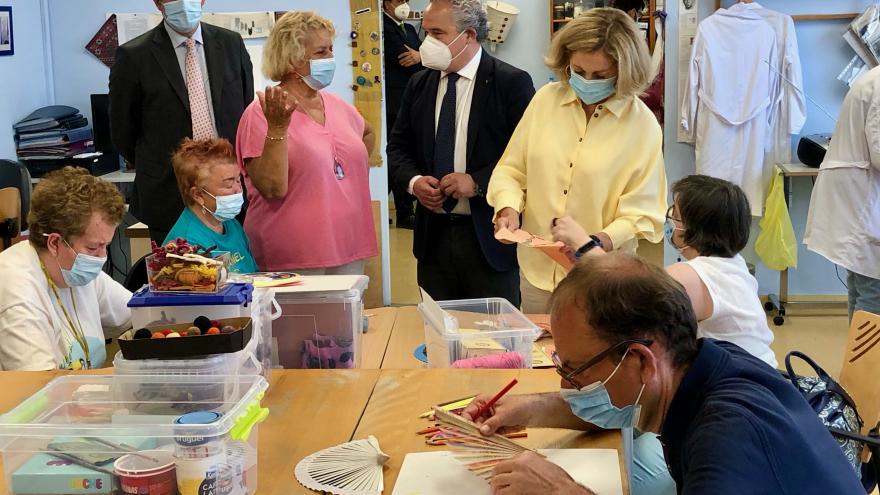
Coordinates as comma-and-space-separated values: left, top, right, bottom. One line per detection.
388, 223, 852, 379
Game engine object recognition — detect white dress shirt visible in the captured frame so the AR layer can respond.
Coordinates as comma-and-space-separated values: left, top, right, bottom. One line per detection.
804, 66, 880, 280
164, 22, 218, 135
408, 48, 483, 215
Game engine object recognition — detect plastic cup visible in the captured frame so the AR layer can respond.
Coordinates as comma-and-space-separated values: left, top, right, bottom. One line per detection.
114, 450, 177, 495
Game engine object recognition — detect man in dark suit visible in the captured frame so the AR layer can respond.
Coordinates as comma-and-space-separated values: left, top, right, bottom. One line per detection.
382, 0, 422, 229
387, 0, 534, 306
109, 0, 253, 243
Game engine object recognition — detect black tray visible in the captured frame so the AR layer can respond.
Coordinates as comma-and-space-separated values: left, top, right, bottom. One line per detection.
117, 317, 253, 360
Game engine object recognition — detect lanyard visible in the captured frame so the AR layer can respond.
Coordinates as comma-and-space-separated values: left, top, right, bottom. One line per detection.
39, 260, 91, 369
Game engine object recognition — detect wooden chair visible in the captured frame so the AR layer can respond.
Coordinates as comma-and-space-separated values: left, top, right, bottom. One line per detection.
840, 311, 880, 461
0, 187, 21, 251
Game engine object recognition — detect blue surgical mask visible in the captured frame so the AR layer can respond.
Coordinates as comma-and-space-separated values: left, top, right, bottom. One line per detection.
202, 189, 244, 222
665, 219, 688, 252
59, 238, 107, 287
569, 71, 617, 105
163, 0, 203, 34
299, 58, 336, 90
559, 353, 645, 429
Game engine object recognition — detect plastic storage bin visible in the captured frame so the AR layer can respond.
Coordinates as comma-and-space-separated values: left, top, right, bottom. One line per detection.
127, 284, 279, 380
0, 374, 268, 495
113, 342, 262, 406
418, 297, 540, 368
271, 275, 368, 369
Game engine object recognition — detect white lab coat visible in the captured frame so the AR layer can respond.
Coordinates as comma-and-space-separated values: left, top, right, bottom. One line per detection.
680, 7, 779, 213
730, 2, 806, 165
804, 66, 880, 280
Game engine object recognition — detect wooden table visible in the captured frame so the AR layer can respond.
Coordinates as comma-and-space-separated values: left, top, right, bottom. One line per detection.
354, 369, 629, 494
362, 307, 399, 369
381, 306, 427, 369
0, 368, 626, 494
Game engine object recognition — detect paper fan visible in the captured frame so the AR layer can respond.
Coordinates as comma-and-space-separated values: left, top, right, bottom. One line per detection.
295, 436, 389, 495
432, 407, 536, 481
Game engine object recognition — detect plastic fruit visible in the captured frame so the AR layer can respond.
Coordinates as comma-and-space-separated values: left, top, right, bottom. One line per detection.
206, 327, 221, 335
166, 332, 181, 338
151, 332, 166, 339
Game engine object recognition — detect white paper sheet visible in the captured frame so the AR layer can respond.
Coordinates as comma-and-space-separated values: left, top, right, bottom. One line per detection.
272, 275, 366, 294
392, 449, 623, 495
115, 12, 163, 45
201, 12, 275, 39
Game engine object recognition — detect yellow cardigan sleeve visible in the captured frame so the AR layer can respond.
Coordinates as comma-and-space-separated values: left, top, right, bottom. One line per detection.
602, 131, 668, 248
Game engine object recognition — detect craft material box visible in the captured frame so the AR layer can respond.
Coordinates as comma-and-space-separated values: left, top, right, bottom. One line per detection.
0, 375, 268, 495
127, 284, 277, 380
271, 275, 368, 369
418, 297, 540, 368
113, 343, 263, 408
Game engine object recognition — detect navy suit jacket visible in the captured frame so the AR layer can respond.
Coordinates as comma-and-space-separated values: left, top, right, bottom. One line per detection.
386, 52, 535, 272
383, 14, 422, 123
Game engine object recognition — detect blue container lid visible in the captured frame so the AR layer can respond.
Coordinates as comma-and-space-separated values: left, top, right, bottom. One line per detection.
127, 283, 254, 308
175, 411, 222, 425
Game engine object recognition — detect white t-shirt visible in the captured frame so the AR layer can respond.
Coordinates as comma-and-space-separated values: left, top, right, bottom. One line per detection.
684, 255, 778, 367
0, 241, 132, 370
804, 66, 880, 279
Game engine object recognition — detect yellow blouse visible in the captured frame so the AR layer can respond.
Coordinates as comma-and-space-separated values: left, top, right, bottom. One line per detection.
487, 82, 667, 292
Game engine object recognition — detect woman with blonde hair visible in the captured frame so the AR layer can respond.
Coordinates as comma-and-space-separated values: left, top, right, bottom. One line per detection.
0, 167, 132, 370
235, 11, 377, 273
488, 8, 667, 314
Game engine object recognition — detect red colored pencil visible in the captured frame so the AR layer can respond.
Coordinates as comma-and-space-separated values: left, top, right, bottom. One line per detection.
473, 378, 518, 420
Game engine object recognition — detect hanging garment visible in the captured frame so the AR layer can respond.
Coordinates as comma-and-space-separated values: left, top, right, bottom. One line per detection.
680, 7, 779, 213
730, 2, 806, 166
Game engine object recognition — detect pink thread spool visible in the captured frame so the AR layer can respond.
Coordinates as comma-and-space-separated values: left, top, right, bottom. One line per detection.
451, 351, 526, 369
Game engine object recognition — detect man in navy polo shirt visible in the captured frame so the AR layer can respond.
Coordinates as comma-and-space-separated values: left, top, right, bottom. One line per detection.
462, 253, 863, 494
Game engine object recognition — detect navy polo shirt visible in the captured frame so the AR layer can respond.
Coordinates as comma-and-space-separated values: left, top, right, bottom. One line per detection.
660, 339, 863, 494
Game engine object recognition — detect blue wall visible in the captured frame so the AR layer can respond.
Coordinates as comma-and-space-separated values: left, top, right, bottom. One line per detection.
0, 0, 50, 159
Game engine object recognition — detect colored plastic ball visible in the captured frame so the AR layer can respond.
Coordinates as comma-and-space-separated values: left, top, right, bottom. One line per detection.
166, 332, 181, 338
161, 329, 173, 336
206, 327, 221, 335
133, 328, 152, 340
186, 326, 200, 335
210, 320, 221, 329
220, 325, 236, 334
151, 332, 166, 339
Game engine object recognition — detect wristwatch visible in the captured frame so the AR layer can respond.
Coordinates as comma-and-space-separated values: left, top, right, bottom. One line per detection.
574, 235, 604, 259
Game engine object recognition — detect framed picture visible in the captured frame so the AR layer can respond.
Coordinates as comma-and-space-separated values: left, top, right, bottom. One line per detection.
0, 6, 12, 56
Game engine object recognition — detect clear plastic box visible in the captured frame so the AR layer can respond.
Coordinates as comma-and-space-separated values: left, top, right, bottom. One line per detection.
418, 297, 541, 368
127, 284, 279, 380
0, 374, 268, 495
271, 276, 368, 369
113, 340, 263, 404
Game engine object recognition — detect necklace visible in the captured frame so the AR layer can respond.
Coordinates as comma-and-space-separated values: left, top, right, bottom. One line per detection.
39, 259, 91, 369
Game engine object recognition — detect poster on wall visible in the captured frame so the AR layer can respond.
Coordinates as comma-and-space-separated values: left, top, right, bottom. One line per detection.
201, 12, 275, 39
0, 6, 13, 56
676, 0, 698, 142
115, 12, 162, 45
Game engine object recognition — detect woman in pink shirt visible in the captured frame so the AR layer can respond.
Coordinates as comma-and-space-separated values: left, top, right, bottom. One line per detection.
236, 11, 378, 274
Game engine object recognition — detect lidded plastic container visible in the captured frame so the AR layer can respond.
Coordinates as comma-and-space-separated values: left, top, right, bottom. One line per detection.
0, 375, 268, 495
418, 297, 540, 368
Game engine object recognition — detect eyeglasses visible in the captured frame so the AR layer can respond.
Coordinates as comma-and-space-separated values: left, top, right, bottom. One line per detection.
552, 339, 653, 390
665, 205, 682, 224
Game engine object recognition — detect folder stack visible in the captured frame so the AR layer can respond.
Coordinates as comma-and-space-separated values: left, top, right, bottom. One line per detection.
13, 105, 94, 161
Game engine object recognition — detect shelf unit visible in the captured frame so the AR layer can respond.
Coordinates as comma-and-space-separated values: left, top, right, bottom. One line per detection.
550, 0, 659, 50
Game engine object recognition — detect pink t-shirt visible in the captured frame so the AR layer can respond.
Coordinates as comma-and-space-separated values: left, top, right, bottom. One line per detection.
236, 92, 378, 270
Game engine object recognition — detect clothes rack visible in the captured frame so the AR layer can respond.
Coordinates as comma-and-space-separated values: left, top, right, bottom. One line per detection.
714, 1, 858, 21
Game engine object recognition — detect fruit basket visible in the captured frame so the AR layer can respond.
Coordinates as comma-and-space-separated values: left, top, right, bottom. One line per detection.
147, 239, 230, 293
